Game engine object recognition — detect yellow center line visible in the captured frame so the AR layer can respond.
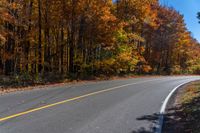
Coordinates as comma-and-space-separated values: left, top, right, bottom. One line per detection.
0, 79, 158, 122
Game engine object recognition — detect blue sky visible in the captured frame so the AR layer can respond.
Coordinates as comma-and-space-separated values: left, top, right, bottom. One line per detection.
160, 0, 200, 42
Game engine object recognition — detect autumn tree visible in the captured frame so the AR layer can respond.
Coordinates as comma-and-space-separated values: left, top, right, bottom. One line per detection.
0, 0, 200, 83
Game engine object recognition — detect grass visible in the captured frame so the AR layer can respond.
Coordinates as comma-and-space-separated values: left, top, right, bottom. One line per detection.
178, 82, 200, 133
163, 81, 200, 133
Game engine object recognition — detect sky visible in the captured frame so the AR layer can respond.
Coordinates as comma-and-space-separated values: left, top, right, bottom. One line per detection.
160, 0, 200, 42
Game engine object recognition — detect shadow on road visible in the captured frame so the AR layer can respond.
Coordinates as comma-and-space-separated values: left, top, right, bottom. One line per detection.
132, 127, 153, 133
133, 82, 200, 133
134, 87, 200, 133
136, 113, 159, 123
132, 113, 159, 133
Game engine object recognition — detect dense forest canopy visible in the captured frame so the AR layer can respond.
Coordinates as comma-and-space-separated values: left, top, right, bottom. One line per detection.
0, 0, 200, 81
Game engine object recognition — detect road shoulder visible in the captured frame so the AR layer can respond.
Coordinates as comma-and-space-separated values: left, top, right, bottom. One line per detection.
0, 75, 162, 95
163, 81, 200, 133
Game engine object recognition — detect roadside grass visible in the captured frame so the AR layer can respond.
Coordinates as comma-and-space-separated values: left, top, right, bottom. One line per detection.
163, 81, 200, 133
178, 82, 200, 133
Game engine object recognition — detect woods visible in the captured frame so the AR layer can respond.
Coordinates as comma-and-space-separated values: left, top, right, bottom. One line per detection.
0, 0, 200, 82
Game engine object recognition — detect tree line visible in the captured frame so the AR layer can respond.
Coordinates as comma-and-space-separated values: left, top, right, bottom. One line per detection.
0, 0, 200, 81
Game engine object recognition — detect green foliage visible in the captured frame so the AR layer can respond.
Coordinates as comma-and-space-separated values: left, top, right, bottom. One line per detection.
114, 44, 139, 73
94, 58, 116, 75
115, 30, 128, 44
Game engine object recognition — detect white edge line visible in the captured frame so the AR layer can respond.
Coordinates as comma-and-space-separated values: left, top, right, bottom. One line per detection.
156, 79, 199, 133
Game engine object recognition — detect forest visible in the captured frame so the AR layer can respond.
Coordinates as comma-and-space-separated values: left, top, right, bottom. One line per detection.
0, 0, 200, 82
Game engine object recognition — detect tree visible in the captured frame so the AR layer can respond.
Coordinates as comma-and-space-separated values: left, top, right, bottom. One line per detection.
0, 0, 200, 82
197, 12, 200, 23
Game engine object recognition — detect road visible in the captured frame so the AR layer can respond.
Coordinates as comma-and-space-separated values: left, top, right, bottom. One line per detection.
0, 76, 199, 133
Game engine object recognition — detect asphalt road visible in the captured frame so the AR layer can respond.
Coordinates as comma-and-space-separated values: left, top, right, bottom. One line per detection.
0, 76, 200, 133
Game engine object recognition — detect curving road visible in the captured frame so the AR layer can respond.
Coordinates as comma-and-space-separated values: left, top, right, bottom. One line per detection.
0, 76, 199, 133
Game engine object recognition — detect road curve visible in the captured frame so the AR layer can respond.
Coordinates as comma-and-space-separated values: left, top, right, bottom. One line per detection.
0, 76, 199, 133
